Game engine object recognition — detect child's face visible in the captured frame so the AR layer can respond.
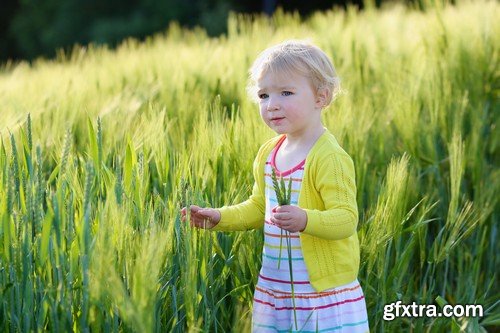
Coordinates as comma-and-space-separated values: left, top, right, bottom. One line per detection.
257, 70, 323, 138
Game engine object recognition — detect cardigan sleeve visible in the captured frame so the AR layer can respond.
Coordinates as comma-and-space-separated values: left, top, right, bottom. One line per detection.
211, 145, 267, 231
302, 151, 358, 240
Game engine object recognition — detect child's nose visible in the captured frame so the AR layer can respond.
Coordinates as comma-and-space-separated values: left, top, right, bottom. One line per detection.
266, 97, 280, 111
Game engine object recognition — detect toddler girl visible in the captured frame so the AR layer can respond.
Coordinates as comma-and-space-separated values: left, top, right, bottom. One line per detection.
181, 40, 369, 332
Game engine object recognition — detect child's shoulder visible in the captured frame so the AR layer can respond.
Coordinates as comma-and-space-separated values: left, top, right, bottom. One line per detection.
310, 130, 352, 161
308, 132, 356, 177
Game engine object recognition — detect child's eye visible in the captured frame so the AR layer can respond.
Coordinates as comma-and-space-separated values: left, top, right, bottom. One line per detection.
282, 91, 293, 96
258, 93, 268, 99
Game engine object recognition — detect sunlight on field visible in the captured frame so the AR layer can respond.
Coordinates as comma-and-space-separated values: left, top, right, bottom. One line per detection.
0, 0, 498, 331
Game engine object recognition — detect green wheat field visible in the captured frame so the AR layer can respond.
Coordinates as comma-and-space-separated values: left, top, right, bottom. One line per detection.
0, 0, 498, 331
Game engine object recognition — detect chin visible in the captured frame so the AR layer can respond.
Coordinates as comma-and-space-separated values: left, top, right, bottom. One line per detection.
270, 127, 287, 134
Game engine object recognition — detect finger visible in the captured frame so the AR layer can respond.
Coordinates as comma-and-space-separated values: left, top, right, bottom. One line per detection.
189, 205, 202, 213
191, 209, 207, 220
193, 217, 212, 229
198, 209, 210, 217
270, 217, 279, 226
196, 210, 213, 222
273, 219, 288, 229
280, 220, 290, 227
278, 213, 292, 220
275, 205, 291, 212
273, 212, 288, 221
191, 218, 205, 228
198, 208, 216, 221
192, 213, 209, 223
192, 220, 203, 228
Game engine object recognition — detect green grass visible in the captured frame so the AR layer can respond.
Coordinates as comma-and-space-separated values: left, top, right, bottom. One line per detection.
0, 0, 498, 331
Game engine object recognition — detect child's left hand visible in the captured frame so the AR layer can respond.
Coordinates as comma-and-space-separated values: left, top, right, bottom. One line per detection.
271, 205, 307, 233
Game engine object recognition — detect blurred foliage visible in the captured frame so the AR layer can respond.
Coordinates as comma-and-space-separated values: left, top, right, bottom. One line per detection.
0, 0, 397, 62
2, 0, 456, 62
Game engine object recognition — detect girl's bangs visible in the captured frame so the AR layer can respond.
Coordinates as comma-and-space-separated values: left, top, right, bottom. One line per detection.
259, 56, 309, 82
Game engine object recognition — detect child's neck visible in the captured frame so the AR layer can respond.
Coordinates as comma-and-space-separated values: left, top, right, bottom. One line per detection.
284, 124, 326, 150
274, 125, 325, 172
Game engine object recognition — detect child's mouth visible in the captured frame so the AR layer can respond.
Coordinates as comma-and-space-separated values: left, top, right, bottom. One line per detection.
271, 117, 285, 123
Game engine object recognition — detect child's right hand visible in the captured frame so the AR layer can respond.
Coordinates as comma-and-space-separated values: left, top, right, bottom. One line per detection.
180, 205, 221, 229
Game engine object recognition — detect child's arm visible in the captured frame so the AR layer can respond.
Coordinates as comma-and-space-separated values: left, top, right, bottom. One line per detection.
181, 142, 270, 231
211, 159, 265, 231
180, 178, 264, 231
301, 151, 358, 240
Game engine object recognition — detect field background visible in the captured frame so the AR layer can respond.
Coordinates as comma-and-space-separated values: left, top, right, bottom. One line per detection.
0, 0, 499, 331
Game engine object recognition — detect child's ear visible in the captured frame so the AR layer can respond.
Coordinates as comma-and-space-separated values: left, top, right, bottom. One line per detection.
315, 87, 331, 108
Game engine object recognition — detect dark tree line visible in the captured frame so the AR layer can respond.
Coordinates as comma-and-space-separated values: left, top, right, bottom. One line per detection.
1, 0, 374, 62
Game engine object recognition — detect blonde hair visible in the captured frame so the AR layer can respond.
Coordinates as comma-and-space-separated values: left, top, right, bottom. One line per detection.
247, 40, 341, 107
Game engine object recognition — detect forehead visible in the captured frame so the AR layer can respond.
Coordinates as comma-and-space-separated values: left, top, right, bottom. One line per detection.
257, 70, 311, 90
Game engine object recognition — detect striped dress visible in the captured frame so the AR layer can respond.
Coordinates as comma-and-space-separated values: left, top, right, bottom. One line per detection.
252, 137, 370, 332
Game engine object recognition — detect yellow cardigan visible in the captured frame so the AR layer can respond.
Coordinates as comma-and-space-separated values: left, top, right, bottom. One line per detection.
213, 129, 360, 292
